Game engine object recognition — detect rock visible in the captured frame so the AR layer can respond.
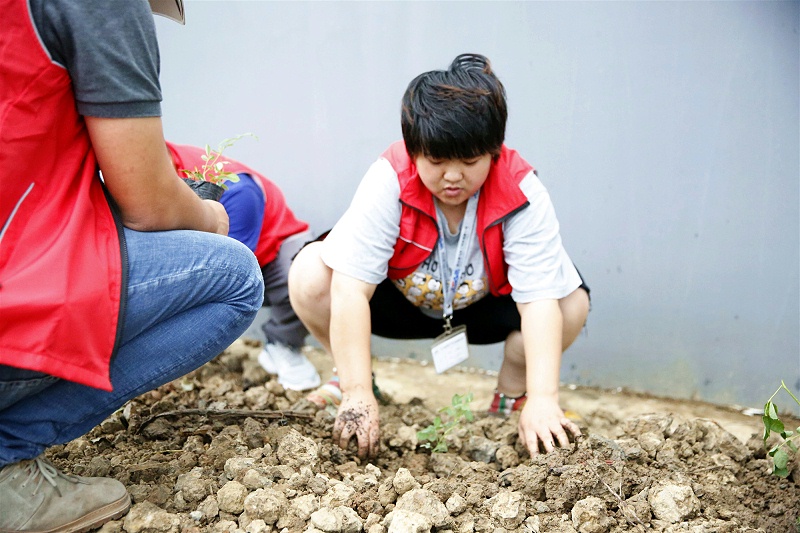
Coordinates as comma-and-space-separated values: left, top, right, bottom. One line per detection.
427, 453, 467, 477
174, 468, 213, 504
386, 424, 419, 450
498, 464, 548, 500
378, 477, 398, 506
364, 513, 382, 529
244, 519, 269, 533
637, 431, 665, 458
395, 488, 449, 529
365, 464, 382, 479
310, 506, 364, 533
224, 457, 257, 480
621, 414, 674, 436
571, 496, 612, 533
452, 511, 475, 533
465, 435, 500, 463
392, 467, 421, 495
210, 519, 238, 532
322, 481, 356, 507
217, 480, 248, 514
243, 487, 289, 524
196, 495, 219, 521
87, 455, 112, 477
383, 509, 433, 533
648, 482, 700, 523
690, 419, 749, 461
621, 488, 651, 525
292, 493, 321, 521
97, 520, 124, 533
488, 490, 526, 529
276, 428, 319, 470
309, 473, 331, 495
445, 493, 467, 515
242, 468, 272, 490
123, 502, 181, 533
523, 515, 541, 533
495, 444, 521, 469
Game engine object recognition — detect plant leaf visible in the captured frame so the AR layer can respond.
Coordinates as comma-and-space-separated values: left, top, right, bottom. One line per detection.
767, 402, 779, 419
764, 417, 785, 435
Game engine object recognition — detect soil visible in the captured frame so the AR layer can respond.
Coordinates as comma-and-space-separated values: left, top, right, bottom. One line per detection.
47, 338, 800, 533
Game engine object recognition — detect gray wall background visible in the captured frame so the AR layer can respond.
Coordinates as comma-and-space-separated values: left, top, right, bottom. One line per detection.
155, 1, 799, 410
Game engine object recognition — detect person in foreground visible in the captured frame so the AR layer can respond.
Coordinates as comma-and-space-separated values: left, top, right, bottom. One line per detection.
167, 142, 320, 391
289, 53, 590, 460
0, 1, 264, 531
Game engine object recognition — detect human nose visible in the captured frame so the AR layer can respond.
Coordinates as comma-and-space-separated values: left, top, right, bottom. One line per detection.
443, 165, 462, 182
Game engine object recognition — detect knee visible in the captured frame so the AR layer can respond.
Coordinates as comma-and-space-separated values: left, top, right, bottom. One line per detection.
234, 244, 265, 312
288, 243, 331, 312
503, 331, 525, 365
561, 287, 590, 325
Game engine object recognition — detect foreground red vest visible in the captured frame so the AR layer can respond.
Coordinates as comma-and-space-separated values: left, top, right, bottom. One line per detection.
382, 141, 533, 296
0, 0, 123, 391
166, 143, 309, 266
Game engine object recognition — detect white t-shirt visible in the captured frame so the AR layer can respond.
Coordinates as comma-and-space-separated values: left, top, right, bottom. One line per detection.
322, 157, 582, 318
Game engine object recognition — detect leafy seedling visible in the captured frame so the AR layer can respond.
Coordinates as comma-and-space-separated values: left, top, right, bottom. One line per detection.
762, 380, 800, 478
181, 133, 257, 189
417, 392, 474, 453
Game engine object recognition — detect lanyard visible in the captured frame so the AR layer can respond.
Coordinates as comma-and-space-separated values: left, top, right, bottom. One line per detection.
436, 191, 479, 331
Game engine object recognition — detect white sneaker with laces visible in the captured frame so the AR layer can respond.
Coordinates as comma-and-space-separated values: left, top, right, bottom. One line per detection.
258, 342, 321, 391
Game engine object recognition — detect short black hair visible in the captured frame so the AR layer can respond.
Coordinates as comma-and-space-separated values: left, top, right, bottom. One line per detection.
401, 53, 507, 160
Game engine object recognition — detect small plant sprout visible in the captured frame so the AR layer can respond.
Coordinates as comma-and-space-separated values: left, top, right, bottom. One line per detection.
417, 392, 474, 453
181, 133, 257, 189
762, 380, 800, 478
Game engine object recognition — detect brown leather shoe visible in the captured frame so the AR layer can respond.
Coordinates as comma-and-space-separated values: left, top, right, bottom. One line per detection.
0, 456, 130, 532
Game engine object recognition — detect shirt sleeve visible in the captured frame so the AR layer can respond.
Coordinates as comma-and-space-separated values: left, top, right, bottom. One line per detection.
320, 158, 402, 285
32, 0, 162, 118
503, 172, 582, 303
219, 174, 266, 254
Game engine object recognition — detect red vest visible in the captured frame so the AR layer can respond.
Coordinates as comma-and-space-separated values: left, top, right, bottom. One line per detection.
0, 0, 122, 391
382, 141, 533, 296
166, 143, 309, 266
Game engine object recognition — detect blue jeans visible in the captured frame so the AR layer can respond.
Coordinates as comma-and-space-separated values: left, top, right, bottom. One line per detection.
0, 228, 264, 466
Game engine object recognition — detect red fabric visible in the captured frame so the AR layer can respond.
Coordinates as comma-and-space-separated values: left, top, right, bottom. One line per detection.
381, 141, 534, 296
166, 142, 308, 266
0, 0, 121, 391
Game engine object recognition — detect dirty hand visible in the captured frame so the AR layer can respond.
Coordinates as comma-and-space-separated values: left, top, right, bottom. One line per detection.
518, 395, 581, 456
332, 387, 380, 459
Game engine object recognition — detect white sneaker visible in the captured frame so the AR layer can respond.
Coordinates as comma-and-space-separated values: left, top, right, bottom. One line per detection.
258, 342, 321, 391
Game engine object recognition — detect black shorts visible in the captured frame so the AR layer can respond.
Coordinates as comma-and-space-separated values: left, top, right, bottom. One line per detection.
369, 274, 590, 345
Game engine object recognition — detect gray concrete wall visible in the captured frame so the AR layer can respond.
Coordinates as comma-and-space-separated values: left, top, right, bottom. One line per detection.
156, 1, 799, 410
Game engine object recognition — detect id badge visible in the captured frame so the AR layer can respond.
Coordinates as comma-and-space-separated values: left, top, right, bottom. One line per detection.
431, 324, 470, 374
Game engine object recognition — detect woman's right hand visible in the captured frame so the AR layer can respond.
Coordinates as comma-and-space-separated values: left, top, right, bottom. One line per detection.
332, 387, 380, 459
203, 199, 230, 236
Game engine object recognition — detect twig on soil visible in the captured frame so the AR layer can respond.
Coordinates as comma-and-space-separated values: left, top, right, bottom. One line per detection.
136, 408, 314, 433
595, 474, 646, 528
585, 454, 646, 528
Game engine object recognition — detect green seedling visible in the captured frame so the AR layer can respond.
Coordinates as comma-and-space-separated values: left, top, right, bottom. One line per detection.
762, 380, 800, 478
417, 392, 474, 453
181, 133, 257, 189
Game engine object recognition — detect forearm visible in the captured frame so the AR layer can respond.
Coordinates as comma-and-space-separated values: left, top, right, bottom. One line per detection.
519, 300, 564, 398
86, 116, 221, 233
329, 273, 375, 393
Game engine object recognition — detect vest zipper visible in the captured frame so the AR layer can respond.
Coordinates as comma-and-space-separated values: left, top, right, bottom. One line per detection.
102, 182, 129, 364
481, 200, 530, 294
398, 200, 437, 252
0, 183, 35, 249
